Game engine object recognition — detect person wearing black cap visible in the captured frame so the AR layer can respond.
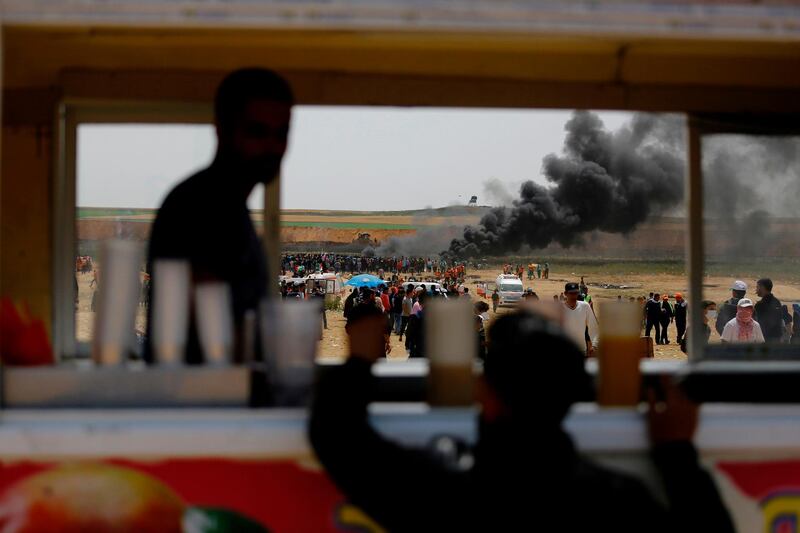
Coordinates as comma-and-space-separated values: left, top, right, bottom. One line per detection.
146, 68, 293, 363
310, 310, 734, 532
562, 282, 599, 356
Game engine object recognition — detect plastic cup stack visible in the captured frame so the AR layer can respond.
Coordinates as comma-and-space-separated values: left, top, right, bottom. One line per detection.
194, 282, 234, 366
151, 259, 191, 366
92, 239, 142, 365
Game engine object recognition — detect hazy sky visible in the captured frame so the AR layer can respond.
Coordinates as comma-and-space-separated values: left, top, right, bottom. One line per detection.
77, 107, 633, 211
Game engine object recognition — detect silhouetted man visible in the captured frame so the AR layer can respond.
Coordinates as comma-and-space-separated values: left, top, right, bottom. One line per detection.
659, 294, 674, 345
674, 292, 688, 344
310, 309, 734, 532
146, 68, 293, 363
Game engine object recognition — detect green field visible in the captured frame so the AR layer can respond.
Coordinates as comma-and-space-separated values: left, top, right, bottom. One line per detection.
78, 207, 157, 218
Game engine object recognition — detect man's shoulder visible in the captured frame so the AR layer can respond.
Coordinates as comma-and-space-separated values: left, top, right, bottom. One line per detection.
160, 169, 214, 207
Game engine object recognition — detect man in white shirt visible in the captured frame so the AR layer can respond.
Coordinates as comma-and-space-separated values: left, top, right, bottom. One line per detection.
721, 298, 765, 344
562, 282, 600, 356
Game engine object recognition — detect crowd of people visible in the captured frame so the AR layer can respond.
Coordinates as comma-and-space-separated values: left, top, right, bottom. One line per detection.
341, 280, 476, 358
281, 253, 466, 279
501, 262, 550, 280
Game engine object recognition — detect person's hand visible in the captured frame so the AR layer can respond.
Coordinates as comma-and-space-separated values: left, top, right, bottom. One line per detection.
347, 315, 387, 363
647, 377, 699, 445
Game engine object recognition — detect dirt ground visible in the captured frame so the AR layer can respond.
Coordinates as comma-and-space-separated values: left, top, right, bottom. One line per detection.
316, 266, 800, 360
76, 265, 800, 361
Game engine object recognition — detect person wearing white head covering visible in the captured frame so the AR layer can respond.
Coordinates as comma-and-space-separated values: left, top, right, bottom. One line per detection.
715, 280, 748, 336
721, 298, 765, 343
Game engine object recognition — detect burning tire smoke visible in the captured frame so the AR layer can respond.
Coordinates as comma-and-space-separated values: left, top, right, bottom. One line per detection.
447, 111, 685, 258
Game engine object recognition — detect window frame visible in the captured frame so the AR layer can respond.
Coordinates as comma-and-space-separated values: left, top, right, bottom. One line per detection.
50, 105, 800, 400
53, 100, 217, 360
685, 112, 800, 363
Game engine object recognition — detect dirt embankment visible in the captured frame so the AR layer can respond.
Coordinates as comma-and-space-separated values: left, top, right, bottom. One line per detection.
77, 215, 800, 258
280, 227, 416, 244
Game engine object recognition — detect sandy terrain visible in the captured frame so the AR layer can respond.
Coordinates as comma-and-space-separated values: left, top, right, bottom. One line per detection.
76, 264, 800, 360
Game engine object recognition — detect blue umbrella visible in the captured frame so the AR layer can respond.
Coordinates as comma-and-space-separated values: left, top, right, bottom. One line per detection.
345, 274, 385, 288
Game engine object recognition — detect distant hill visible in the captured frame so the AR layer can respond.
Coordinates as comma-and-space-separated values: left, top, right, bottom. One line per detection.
76, 207, 800, 258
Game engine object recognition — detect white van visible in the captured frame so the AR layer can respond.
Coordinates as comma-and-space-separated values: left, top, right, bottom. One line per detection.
495, 274, 524, 306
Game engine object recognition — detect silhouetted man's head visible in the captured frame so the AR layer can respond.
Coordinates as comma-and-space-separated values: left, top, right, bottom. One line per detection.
214, 68, 294, 185
482, 312, 593, 426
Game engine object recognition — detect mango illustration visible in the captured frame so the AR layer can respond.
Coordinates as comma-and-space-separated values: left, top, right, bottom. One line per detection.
0, 463, 185, 532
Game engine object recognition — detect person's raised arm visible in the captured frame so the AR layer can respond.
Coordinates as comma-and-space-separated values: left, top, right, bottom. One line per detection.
308, 313, 459, 530
647, 379, 736, 533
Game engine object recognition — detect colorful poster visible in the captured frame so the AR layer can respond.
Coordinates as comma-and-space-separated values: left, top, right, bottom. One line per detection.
717, 460, 800, 533
0, 458, 379, 533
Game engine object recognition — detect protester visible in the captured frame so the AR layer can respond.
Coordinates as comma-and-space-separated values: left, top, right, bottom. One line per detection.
475, 315, 487, 361
543, 262, 550, 279
721, 298, 765, 343
645, 293, 662, 344
313, 286, 327, 330
491, 289, 500, 313
792, 303, 800, 344
782, 305, 794, 343
404, 292, 426, 357
659, 294, 674, 345
474, 301, 490, 325
343, 289, 358, 322
716, 280, 747, 335
310, 310, 735, 532
400, 289, 413, 341
754, 278, 784, 343
673, 293, 687, 345
562, 282, 599, 356
391, 287, 405, 336
701, 300, 717, 342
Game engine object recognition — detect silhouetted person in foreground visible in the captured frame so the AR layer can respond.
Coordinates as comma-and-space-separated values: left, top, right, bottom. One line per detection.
310, 309, 735, 533
146, 68, 293, 363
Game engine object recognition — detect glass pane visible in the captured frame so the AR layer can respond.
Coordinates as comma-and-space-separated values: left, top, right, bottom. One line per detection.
75, 124, 217, 352
278, 108, 689, 361
701, 134, 800, 357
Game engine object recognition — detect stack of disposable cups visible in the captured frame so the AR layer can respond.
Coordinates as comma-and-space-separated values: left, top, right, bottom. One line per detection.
92, 239, 142, 365
194, 282, 234, 366
260, 298, 321, 406
425, 299, 476, 406
151, 260, 191, 366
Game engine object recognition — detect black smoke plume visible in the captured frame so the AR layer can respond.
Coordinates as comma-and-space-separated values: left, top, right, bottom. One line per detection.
703, 134, 800, 257
447, 111, 685, 258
